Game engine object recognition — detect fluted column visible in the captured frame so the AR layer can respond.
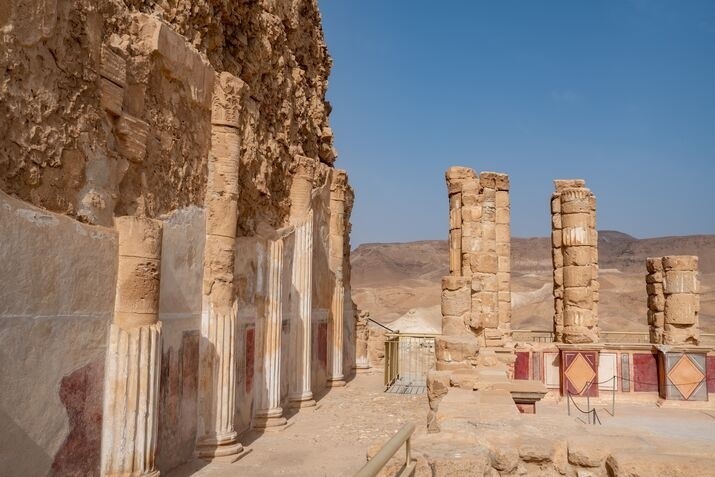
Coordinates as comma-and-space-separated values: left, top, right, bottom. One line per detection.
327, 170, 348, 386
354, 310, 371, 371
288, 156, 317, 407
101, 216, 163, 477
195, 72, 245, 462
254, 238, 288, 428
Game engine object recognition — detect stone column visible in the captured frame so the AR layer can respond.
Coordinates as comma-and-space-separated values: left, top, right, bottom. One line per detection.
254, 238, 288, 428
445, 167, 477, 276
441, 276, 471, 335
354, 310, 371, 371
647, 256, 699, 345
646, 258, 666, 344
101, 216, 163, 477
494, 173, 512, 340
288, 156, 317, 408
195, 73, 245, 462
441, 168, 511, 346
551, 181, 599, 344
327, 169, 348, 386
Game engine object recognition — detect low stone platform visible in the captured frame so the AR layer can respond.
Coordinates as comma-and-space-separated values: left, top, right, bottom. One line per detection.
378, 388, 715, 476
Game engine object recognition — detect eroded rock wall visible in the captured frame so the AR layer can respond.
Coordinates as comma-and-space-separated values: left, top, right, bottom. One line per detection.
1, 1, 353, 474
0, 0, 336, 231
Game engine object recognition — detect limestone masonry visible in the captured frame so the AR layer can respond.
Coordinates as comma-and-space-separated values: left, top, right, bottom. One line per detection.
0, 2, 357, 475
551, 180, 599, 344
443, 166, 512, 346
646, 256, 700, 345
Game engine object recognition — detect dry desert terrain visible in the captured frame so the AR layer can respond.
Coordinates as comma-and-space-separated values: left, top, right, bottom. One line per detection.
351, 232, 715, 334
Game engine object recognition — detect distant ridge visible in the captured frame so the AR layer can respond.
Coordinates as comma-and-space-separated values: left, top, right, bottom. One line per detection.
352, 232, 715, 287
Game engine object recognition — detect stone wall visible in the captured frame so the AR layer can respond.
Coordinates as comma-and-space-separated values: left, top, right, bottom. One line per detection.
0, 1, 355, 474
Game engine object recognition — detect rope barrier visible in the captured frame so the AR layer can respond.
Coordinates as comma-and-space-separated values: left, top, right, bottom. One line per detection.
620, 375, 707, 387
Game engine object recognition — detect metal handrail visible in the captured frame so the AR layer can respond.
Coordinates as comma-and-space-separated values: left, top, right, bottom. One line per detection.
367, 317, 395, 332
354, 423, 416, 477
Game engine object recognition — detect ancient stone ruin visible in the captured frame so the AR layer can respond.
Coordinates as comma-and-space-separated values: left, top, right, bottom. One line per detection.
551, 180, 599, 344
647, 256, 700, 345
0, 2, 359, 475
443, 167, 512, 346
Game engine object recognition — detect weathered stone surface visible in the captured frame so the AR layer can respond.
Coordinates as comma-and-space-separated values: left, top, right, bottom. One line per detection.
664, 270, 698, 294
662, 255, 698, 271
435, 335, 480, 364
427, 370, 452, 411
664, 293, 699, 324
567, 436, 610, 468
605, 452, 715, 477
518, 438, 554, 463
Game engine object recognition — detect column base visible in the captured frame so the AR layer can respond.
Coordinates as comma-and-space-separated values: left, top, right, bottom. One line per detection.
353, 365, 371, 374
196, 436, 245, 463
254, 408, 288, 429
106, 471, 160, 477
327, 377, 346, 387
288, 392, 316, 408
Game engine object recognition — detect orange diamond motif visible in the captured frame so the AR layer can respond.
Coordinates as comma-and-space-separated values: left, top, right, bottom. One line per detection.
564, 353, 596, 394
667, 355, 704, 400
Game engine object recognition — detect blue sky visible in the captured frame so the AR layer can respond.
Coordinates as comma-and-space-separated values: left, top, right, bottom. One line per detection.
319, 1, 715, 245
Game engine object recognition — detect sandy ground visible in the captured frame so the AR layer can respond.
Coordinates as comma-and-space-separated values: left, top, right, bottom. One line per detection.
168, 372, 426, 477
169, 373, 715, 476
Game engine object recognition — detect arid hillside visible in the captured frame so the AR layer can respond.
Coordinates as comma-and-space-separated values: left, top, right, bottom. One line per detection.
351, 232, 715, 333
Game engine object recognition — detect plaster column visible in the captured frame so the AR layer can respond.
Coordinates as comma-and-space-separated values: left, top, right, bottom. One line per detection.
354, 310, 371, 371
288, 156, 317, 407
195, 73, 245, 462
254, 238, 288, 428
327, 170, 348, 386
101, 216, 163, 477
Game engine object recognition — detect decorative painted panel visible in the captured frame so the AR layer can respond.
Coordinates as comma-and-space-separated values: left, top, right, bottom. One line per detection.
621, 353, 630, 392
708, 356, 715, 393
317, 321, 328, 367
245, 327, 255, 393
598, 353, 617, 391
659, 352, 708, 401
561, 350, 598, 397
632, 353, 658, 392
532, 351, 542, 381
544, 352, 560, 389
514, 351, 530, 380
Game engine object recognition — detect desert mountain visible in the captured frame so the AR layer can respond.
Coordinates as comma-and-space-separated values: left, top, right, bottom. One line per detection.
351, 232, 715, 333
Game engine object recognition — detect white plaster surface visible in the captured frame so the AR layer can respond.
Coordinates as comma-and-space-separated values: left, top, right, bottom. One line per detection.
0, 191, 116, 475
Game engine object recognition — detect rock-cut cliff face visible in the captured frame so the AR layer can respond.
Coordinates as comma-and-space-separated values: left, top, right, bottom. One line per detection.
0, 0, 337, 232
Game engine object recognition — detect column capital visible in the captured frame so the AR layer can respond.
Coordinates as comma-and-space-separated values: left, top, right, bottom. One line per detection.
330, 169, 348, 200
291, 155, 317, 182
211, 72, 247, 128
